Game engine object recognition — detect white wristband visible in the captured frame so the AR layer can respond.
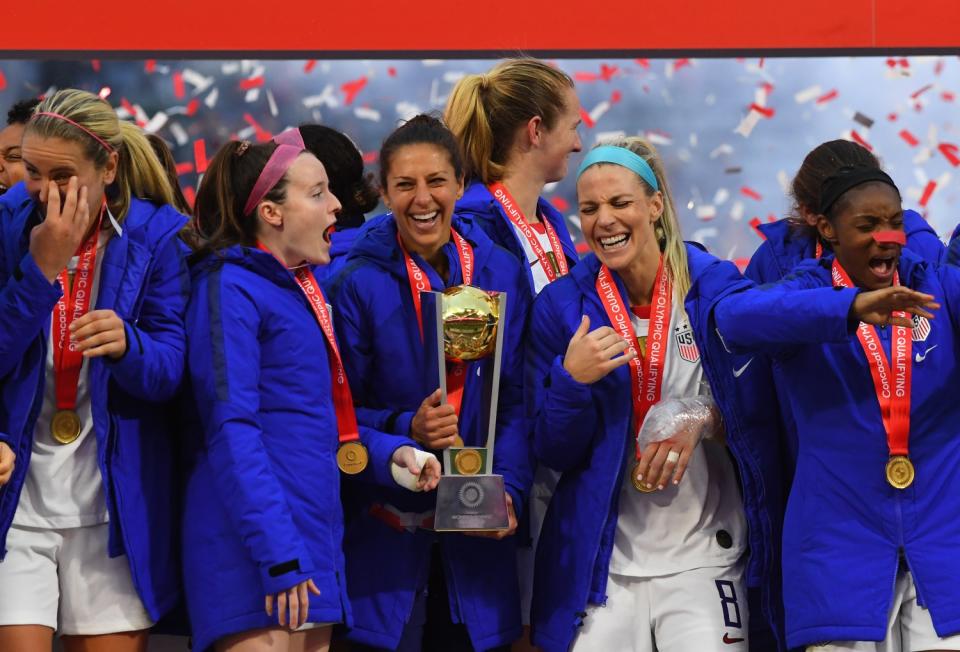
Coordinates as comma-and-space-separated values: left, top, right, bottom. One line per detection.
390, 448, 436, 492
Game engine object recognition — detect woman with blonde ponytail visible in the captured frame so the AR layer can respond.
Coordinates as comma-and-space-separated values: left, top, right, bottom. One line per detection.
0, 88, 189, 651
445, 59, 583, 647
526, 138, 768, 651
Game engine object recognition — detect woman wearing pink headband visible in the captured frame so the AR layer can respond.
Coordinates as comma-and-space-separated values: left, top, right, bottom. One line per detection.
182, 135, 439, 652
0, 88, 189, 652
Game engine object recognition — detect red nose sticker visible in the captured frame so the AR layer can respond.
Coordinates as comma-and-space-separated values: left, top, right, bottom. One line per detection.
873, 231, 906, 245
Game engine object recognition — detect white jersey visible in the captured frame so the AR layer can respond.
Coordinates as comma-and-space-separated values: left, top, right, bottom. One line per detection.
608, 293, 747, 578
508, 219, 564, 295
14, 234, 110, 529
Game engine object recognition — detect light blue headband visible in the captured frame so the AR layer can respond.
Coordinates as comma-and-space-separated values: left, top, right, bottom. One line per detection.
576, 145, 660, 191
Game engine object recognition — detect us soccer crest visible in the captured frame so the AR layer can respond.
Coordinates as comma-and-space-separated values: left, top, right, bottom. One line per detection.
674, 322, 700, 362
911, 314, 931, 342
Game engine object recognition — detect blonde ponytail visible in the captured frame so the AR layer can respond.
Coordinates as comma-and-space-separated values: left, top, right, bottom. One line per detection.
115, 121, 175, 218
444, 74, 499, 183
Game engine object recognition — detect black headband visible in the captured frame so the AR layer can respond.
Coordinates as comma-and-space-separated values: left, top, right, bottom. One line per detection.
819, 165, 899, 216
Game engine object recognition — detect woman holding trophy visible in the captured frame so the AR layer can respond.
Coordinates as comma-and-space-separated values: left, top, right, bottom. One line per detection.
527, 138, 774, 652
326, 114, 532, 651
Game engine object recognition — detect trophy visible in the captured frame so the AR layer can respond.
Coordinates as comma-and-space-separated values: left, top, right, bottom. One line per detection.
421, 285, 510, 531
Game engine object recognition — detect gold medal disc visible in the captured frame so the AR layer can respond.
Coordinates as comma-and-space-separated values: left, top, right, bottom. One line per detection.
452, 435, 464, 448
337, 441, 369, 475
631, 462, 656, 493
885, 455, 915, 489
454, 449, 483, 475
51, 410, 82, 445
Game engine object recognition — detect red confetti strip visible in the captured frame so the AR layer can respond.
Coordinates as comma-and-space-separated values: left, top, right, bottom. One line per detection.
600, 64, 619, 81
673, 58, 692, 71
239, 76, 264, 91
888, 112, 898, 121
935, 59, 945, 75
243, 113, 272, 142
635, 59, 650, 69
0, 69, 5, 91
574, 71, 599, 82
388, 67, 397, 77
758, 58, 765, 68
815, 89, 838, 104
175, 162, 194, 176
938, 143, 960, 167
194, 139, 208, 174
579, 107, 595, 128
91, 60, 100, 72
918, 180, 937, 207
910, 84, 933, 99
361, 151, 379, 164
304, 60, 316, 73
850, 130, 873, 151
183, 186, 196, 210
550, 196, 569, 212
610, 90, 622, 104
942, 91, 955, 102
120, 97, 137, 117
145, 60, 156, 73
748, 103, 775, 118
173, 71, 186, 100
760, 82, 774, 94
341, 76, 368, 105
186, 99, 200, 116
899, 129, 919, 147
740, 187, 762, 201
749, 217, 765, 239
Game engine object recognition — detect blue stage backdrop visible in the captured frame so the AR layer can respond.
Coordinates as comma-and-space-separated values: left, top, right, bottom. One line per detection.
2, 56, 957, 265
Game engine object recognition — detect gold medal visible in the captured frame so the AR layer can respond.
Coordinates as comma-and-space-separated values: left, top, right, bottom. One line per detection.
631, 462, 656, 493
51, 410, 82, 445
452, 435, 464, 448
454, 449, 483, 475
885, 455, 915, 489
336, 441, 369, 475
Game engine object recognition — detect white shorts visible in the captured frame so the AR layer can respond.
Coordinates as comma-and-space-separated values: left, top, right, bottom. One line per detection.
0, 523, 154, 635
573, 562, 748, 652
807, 566, 960, 652
518, 466, 560, 625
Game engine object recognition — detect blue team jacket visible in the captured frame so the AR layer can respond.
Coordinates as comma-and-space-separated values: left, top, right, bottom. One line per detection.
324, 214, 533, 650
746, 211, 944, 285
456, 182, 579, 296
183, 245, 420, 651
0, 193, 189, 621
947, 223, 960, 266
715, 249, 960, 648
527, 246, 786, 652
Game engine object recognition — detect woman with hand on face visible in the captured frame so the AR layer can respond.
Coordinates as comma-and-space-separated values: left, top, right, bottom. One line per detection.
183, 133, 439, 652
326, 114, 532, 652
715, 166, 960, 652
445, 60, 582, 647
528, 138, 757, 652
0, 88, 189, 652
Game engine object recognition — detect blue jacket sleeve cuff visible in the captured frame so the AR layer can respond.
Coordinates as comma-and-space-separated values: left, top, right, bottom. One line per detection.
259, 554, 317, 595
361, 428, 420, 488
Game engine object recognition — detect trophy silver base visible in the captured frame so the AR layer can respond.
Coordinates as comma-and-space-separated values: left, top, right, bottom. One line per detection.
433, 474, 509, 531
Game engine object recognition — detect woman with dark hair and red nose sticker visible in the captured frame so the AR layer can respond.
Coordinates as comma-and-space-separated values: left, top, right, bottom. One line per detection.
714, 165, 960, 652
0, 88, 189, 652
182, 132, 439, 652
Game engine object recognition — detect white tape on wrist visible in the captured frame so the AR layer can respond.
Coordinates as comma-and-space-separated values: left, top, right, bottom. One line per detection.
390, 448, 436, 492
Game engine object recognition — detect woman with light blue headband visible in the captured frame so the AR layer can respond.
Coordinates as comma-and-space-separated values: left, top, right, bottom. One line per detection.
524, 137, 783, 651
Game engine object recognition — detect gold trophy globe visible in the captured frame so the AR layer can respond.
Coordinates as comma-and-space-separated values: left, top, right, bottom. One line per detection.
441, 285, 500, 362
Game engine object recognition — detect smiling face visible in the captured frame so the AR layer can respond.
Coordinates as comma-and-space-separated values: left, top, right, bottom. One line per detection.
0, 122, 26, 191
536, 86, 583, 183
21, 133, 116, 214
257, 153, 342, 266
817, 181, 904, 290
577, 163, 664, 276
382, 142, 464, 261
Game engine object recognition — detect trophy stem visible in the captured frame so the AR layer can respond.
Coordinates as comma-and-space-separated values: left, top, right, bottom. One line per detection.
483, 293, 507, 475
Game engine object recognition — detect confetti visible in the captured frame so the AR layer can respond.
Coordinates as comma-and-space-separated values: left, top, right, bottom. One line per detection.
815, 89, 839, 105
194, 139, 208, 174
341, 76, 368, 105
853, 112, 875, 128
740, 187, 762, 201
919, 180, 937, 207
304, 60, 317, 73
900, 130, 919, 147
173, 72, 186, 100
938, 143, 960, 167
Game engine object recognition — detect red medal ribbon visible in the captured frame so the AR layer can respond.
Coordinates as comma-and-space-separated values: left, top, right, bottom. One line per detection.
397, 228, 474, 417
595, 258, 672, 460
488, 182, 568, 282
815, 240, 823, 260
256, 242, 360, 445
831, 260, 911, 457
53, 202, 105, 412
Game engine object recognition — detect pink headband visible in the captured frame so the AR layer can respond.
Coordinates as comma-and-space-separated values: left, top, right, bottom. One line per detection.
873, 231, 907, 246
274, 127, 305, 149
32, 112, 114, 153
242, 143, 303, 216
